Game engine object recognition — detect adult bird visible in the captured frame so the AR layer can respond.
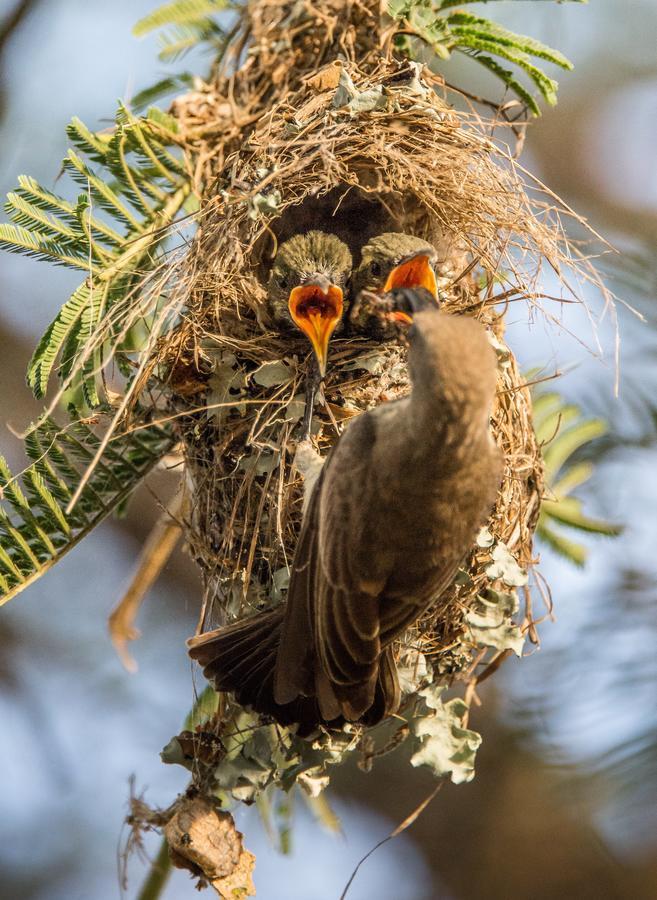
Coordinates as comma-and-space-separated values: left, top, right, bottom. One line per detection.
266, 230, 352, 377
350, 232, 439, 334
188, 287, 503, 730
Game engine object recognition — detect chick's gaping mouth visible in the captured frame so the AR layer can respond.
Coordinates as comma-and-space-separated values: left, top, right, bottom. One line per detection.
384, 253, 437, 298
382, 253, 438, 325
288, 283, 344, 376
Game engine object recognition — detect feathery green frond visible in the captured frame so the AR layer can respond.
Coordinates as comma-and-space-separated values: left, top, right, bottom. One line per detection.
66, 117, 112, 164
27, 282, 94, 399
0, 105, 193, 405
130, 75, 195, 113
133, 0, 231, 37
0, 411, 175, 607
469, 55, 541, 116
0, 221, 90, 270
133, 0, 231, 62
535, 391, 622, 566
385, 0, 577, 115
157, 23, 223, 62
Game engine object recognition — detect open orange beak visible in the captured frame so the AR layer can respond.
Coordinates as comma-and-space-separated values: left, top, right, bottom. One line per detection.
382, 252, 438, 325
384, 252, 437, 297
288, 282, 344, 377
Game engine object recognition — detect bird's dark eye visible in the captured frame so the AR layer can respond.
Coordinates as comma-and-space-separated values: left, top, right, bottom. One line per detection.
277, 273, 289, 290
370, 261, 381, 277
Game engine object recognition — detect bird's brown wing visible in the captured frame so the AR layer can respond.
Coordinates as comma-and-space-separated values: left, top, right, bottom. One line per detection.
377, 442, 504, 645
274, 414, 394, 721
273, 469, 323, 706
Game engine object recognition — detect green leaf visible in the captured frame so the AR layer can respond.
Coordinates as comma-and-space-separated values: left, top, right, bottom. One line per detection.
541, 497, 622, 537
1, 103, 192, 401
64, 150, 142, 231
133, 0, 230, 37
537, 520, 588, 566
551, 461, 593, 497
157, 23, 222, 62
5, 192, 80, 242
146, 106, 180, 134
457, 36, 560, 105
542, 418, 607, 480
533, 388, 621, 565
384, 0, 576, 113
465, 54, 540, 116
66, 117, 112, 164
387, 0, 412, 18
0, 222, 89, 270
130, 75, 194, 113
27, 282, 93, 398
0, 410, 175, 607
11, 176, 76, 219
447, 13, 573, 69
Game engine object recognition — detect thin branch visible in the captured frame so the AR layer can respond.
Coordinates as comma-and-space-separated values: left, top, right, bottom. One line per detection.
339, 780, 445, 899
137, 838, 172, 900
0, 0, 39, 55
0, 0, 44, 121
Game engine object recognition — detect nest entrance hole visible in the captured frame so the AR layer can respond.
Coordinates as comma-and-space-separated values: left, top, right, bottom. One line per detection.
253, 184, 420, 279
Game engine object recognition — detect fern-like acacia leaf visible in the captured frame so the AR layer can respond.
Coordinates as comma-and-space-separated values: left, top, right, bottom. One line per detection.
447, 13, 573, 70
133, 0, 230, 38
130, 75, 194, 113
468, 54, 540, 116
0, 413, 175, 607
0, 222, 90, 270
1, 105, 192, 404
385, 0, 576, 114
26, 282, 94, 399
534, 390, 622, 565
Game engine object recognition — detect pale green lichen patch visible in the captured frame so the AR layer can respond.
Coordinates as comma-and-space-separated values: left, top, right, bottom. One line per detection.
409, 685, 481, 784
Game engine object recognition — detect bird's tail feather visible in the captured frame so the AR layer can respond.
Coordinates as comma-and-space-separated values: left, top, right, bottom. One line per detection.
330, 646, 401, 725
360, 647, 401, 726
187, 608, 323, 730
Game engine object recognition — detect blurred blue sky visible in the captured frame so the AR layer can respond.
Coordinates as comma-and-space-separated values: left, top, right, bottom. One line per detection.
1, 1, 657, 898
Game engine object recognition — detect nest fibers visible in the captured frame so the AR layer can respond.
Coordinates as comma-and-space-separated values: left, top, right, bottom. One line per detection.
156, 52, 593, 693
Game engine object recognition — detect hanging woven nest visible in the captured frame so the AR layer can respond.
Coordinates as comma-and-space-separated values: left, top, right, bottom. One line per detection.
160, 52, 565, 675
141, 2, 605, 846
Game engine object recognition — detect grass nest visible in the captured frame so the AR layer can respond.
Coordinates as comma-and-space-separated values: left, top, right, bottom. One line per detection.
155, 45, 602, 699
111, 6, 616, 882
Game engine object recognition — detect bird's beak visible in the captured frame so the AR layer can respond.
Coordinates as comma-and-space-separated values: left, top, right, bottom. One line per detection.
385, 253, 437, 298
288, 276, 344, 377
382, 252, 438, 324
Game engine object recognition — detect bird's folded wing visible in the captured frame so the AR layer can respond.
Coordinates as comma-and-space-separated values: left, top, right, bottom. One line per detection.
274, 413, 392, 719
273, 472, 323, 705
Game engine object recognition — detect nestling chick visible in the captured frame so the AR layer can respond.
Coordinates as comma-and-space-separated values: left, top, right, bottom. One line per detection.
266, 230, 353, 376
351, 232, 439, 335
188, 288, 502, 730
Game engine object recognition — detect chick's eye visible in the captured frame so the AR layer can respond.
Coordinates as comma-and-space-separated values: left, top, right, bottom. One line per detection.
277, 272, 290, 290
370, 261, 381, 278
